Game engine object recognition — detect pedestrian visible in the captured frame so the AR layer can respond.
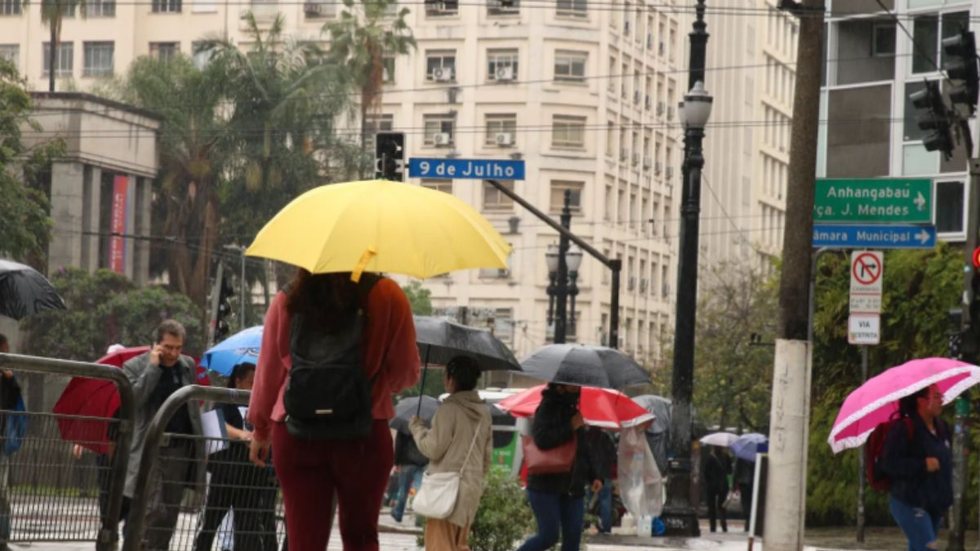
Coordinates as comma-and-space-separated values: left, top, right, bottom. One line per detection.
734, 456, 754, 531
0, 334, 23, 551
409, 356, 492, 550
248, 270, 420, 551
195, 362, 275, 551
584, 427, 616, 535
880, 384, 952, 551
702, 446, 731, 533
122, 320, 205, 550
516, 384, 608, 551
390, 430, 428, 523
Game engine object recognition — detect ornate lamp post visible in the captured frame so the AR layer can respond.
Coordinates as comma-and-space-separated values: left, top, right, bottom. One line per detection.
566, 246, 583, 339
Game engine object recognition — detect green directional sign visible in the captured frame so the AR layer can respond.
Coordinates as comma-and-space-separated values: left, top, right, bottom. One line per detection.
814, 178, 932, 224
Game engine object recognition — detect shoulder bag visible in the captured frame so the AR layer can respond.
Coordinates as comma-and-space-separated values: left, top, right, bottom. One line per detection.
522, 433, 577, 475
412, 422, 485, 519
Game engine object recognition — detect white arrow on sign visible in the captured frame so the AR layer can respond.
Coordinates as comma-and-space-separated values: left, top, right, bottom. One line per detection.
914, 191, 926, 212
916, 229, 931, 244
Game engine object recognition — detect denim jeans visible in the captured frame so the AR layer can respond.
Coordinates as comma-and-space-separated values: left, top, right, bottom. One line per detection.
391, 464, 422, 522
516, 490, 585, 551
586, 479, 612, 533
889, 496, 942, 551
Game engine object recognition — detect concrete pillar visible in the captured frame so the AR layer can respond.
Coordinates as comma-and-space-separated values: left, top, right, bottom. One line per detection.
47, 161, 85, 273
124, 175, 137, 280
133, 177, 152, 286
81, 166, 102, 272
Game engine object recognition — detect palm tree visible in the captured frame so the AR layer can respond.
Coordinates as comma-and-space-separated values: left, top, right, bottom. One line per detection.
326, 0, 415, 176
39, 0, 85, 92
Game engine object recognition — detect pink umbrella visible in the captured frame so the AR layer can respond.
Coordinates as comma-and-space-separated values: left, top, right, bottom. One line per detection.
828, 357, 980, 454
497, 384, 654, 429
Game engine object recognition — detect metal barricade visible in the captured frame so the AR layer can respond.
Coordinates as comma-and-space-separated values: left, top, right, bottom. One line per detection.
0, 353, 135, 551
124, 386, 284, 551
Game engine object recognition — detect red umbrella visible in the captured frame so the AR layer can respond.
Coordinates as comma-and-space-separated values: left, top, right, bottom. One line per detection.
497, 384, 654, 429
53, 346, 210, 454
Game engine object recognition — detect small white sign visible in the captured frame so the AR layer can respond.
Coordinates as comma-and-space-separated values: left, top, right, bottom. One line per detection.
850, 251, 884, 294
848, 314, 880, 345
849, 294, 882, 314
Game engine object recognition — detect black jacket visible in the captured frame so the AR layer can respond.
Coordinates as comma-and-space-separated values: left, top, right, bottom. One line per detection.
394, 431, 429, 467
526, 387, 607, 498
880, 413, 952, 514
703, 450, 731, 495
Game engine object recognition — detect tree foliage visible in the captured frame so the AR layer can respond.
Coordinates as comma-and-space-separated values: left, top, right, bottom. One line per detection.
20, 268, 204, 361
402, 280, 433, 315
36, 0, 86, 91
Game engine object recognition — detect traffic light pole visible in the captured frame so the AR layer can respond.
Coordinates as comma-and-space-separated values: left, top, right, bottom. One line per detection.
207, 262, 224, 349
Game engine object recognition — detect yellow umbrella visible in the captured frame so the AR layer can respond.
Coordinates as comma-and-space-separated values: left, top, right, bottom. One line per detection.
245, 179, 512, 279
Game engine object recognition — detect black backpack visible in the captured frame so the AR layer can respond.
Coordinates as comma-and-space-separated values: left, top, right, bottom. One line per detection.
283, 274, 380, 440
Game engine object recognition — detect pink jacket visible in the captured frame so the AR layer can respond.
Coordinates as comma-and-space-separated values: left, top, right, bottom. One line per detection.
248, 277, 420, 442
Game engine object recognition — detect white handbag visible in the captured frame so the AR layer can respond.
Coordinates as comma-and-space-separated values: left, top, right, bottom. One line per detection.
411, 424, 484, 519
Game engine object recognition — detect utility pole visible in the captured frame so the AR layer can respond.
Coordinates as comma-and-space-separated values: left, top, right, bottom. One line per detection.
763, 0, 824, 549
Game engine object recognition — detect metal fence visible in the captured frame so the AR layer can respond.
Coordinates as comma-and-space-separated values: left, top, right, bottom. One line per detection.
0, 353, 135, 551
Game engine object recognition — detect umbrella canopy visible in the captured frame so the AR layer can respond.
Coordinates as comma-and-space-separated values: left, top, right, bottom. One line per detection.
414, 316, 521, 372
390, 395, 441, 434
731, 433, 768, 462
54, 346, 210, 454
201, 325, 264, 376
245, 179, 512, 279
520, 344, 650, 389
632, 394, 671, 434
0, 259, 66, 320
700, 431, 739, 447
497, 384, 655, 429
828, 357, 980, 453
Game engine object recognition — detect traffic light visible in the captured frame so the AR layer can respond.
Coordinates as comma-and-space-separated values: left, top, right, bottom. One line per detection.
909, 80, 955, 159
942, 29, 979, 115
215, 275, 233, 342
375, 132, 405, 181
961, 248, 980, 362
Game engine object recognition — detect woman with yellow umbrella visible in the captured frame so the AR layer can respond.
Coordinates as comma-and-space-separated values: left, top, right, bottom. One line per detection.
245, 179, 511, 551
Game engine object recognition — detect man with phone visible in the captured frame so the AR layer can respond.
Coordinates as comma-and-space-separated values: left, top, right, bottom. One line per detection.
122, 320, 204, 550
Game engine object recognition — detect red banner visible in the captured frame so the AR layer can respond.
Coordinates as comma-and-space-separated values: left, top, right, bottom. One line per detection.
109, 175, 129, 274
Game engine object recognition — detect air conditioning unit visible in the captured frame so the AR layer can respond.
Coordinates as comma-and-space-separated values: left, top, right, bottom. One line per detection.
656, 102, 665, 116
495, 65, 515, 81
432, 67, 454, 81
433, 132, 452, 146
303, 2, 323, 15
495, 132, 514, 147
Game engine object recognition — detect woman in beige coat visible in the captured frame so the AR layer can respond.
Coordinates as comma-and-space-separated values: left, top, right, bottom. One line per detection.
410, 356, 492, 550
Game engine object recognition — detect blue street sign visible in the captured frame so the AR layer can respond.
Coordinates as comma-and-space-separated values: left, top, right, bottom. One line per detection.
408, 158, 525, 180
812, 224, 937, 249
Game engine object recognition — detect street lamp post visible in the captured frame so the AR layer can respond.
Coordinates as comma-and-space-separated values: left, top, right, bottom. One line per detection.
567, 246, 583, 338
661, 84, 713, 537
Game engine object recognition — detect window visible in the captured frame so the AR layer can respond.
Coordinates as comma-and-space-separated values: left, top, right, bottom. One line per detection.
425, 51, 456, 81
364, 114, 394, 150
0, 45, 18, 69
552, 115, 586, 148
487, 49, 518, 81
554, 51, 586, 82
423, 114, 455, 146
152, 0, 181, 12
549, 181, 584, 213
0, 0, 21, 15
483, 180, 514, 210
83, 42, 114, 77
86, 0, 115, 16
487, 0, 518, 15
485, 114, 517, 146
191, 42, 213, 69
556, 0, 586, 17
872, 22, 895, 57
303, 0, 336, 18
935, 180, 964, 233
382, 56, 395, 83
912, 12, 968, 74
150, 42, 179, 62
43, 42, 73, 77
421, 179, 453, 194
425, 0, 457, 16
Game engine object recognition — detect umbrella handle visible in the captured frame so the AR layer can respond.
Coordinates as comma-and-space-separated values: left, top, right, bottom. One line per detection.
417, 346, 431, 418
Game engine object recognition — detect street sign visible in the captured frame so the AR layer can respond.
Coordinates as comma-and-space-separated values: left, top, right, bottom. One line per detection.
814, 178, 932, 224
408, 158, 526, 180
812, 224, 937, 249
850, 251, 884, 295
848, 314, 881, 345
850, 294, 881, 314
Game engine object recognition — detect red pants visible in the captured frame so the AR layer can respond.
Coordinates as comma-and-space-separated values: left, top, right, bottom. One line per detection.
272, 420, 393, 551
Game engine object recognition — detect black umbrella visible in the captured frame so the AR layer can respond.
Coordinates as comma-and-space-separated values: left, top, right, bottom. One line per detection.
520, 344, 650, 389
0, 260, 66, 320
390, 395, 441, 434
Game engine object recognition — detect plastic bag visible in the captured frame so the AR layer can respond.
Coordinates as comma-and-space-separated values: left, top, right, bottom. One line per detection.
617, 426, 664, 525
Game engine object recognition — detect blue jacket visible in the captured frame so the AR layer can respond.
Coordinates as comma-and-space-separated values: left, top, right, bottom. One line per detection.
880, 413, 952, 514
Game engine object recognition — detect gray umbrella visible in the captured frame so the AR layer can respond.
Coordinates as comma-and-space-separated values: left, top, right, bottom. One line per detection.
0, 260, 66, 320
390, 395, 440, 434
520, 344, 650, 389
633, 394, 671, 474
414, 316, 521, 372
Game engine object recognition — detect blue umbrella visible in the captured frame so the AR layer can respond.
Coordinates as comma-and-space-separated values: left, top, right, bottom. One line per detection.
201, 325, 264, 376
730, 433, 768, 462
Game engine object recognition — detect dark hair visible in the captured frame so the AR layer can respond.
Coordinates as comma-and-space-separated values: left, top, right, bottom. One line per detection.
0, 334, 7, 348
899, 386, 931, 417
155, 319, 186, 343
446, 356, 480, 392
286, 270, 359, 333
228, 363, 256, 389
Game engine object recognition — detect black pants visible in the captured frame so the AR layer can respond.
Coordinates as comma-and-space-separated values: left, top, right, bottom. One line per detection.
194, 451, 277, 551
739, 483, 753, 532
706, 489, 727, 532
